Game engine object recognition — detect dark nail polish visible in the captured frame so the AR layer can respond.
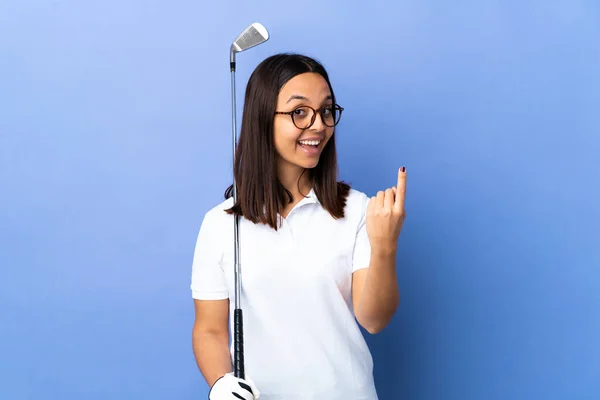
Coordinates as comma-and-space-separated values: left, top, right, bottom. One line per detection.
401, 166, 406, 172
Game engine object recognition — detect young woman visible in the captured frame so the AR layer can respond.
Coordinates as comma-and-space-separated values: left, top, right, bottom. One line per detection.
191, 53, 406, 400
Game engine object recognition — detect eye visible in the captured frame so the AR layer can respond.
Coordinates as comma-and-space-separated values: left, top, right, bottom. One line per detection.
293, 108, 307, 116
321, 105, 334, 116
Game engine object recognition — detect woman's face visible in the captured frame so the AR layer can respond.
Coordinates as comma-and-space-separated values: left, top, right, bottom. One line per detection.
273, 72, 335, 173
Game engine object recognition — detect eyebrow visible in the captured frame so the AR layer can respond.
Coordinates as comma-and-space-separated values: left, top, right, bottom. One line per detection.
286, 94, 332, 104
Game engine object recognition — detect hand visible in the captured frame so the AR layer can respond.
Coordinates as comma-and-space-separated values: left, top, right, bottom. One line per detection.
208, 373, 260, 400
366, 166, 407, 253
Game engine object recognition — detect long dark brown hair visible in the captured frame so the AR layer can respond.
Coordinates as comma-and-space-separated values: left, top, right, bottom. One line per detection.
224, 53, 350, 230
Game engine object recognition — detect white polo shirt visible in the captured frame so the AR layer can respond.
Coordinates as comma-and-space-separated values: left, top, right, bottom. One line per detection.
191, 187, 378, 400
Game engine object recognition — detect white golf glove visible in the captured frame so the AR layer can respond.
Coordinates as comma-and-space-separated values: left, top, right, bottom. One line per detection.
209, 372, 260, 400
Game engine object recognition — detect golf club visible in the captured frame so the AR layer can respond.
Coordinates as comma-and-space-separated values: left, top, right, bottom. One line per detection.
229, 22, 269, 380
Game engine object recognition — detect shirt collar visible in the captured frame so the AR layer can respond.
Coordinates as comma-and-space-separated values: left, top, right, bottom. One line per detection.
298, 187, 320, 207
259, 187, 320, 216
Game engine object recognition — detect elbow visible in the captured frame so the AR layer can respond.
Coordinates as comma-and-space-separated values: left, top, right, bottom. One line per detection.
192, 324, 229, 347
356, 300, 400, 335
365, 323, 386, 335
355, 313, 393, 334
359, 319, 389, 335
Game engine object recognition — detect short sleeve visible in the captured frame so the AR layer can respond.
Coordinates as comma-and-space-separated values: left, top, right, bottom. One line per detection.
352, 193, 372, 272
190, 212, 229, 300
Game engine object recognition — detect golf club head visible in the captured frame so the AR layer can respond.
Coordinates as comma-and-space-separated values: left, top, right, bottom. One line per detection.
230, 22, 269, 65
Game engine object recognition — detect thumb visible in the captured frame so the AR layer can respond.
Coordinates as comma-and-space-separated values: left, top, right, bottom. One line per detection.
244, 375, 260, 399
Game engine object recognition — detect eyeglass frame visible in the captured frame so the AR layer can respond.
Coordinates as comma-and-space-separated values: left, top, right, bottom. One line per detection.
274, 104, 344, 130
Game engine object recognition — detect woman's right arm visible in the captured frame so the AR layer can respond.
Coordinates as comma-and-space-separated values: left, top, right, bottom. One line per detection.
192, 298, 232, 387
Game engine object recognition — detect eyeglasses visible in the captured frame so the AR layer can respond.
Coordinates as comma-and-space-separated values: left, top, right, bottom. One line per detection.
274, 104, 344, 130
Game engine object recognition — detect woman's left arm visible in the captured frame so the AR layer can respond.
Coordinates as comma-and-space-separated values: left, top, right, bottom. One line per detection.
353, 167, 407, 334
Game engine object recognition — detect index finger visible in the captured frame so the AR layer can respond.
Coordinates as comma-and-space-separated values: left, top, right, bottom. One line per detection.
394, 166, 406, 211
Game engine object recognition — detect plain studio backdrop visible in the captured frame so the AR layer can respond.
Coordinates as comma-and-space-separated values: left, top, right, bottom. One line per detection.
1, 1, 599, 399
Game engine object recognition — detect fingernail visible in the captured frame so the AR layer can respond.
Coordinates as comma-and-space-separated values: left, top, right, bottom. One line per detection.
401, 166, 406, 173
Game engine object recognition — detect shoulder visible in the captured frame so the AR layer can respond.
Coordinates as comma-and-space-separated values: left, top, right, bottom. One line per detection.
344, 187, 370, 219
199, 197, 235, 232
206, 197, 234, 216
347, 187, 370, 206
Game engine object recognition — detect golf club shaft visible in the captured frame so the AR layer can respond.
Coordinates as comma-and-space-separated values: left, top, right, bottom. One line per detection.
231, 65, 245, 380
229, 22, 269, 382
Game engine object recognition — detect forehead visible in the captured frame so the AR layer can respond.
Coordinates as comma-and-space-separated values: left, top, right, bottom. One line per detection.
278, 72, 331, 100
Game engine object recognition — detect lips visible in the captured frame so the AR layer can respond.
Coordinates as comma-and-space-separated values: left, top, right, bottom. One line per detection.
297, 140, 321, 157
297, 136, 323, 146
298, 139, 321, 147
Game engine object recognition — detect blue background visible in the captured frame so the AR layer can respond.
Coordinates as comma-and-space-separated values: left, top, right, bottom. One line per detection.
1, 1, 599, 399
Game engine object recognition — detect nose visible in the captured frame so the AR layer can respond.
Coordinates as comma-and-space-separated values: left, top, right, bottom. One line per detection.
309, 110, 326, 131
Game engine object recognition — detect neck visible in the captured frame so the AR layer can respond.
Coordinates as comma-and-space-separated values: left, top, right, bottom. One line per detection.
277, 162, 312, 201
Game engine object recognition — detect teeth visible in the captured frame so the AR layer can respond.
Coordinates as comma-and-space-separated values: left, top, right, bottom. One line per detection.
299, 140, 321, 146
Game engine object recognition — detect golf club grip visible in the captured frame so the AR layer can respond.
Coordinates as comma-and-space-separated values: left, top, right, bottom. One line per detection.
233, 308, 245, 379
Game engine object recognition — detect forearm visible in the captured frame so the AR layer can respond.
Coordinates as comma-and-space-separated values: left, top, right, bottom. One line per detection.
355, 247, 400, 333
192, 328, 232, 387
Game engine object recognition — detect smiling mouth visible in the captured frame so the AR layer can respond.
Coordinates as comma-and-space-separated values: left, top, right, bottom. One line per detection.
298, 139, 321, 148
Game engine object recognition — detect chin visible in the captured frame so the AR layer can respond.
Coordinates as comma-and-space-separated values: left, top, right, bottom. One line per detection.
298, 158, 320, 169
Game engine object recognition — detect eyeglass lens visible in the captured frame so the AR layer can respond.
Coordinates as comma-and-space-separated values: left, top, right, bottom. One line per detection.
292, 106, 341, 129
